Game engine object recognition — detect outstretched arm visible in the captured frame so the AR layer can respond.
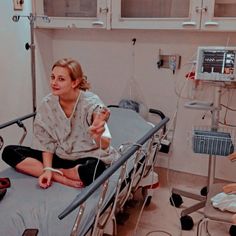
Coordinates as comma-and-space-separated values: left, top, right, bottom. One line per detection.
89, 107, 111, 149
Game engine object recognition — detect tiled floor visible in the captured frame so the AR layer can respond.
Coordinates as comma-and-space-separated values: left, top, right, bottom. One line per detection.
116, 167, 233, 236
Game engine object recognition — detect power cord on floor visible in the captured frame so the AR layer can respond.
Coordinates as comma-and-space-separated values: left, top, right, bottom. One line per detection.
145, 230, 172, 236
132, 150, 175, 236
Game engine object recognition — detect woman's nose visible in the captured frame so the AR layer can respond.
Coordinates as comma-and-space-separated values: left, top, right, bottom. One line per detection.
51, 79, 57, 85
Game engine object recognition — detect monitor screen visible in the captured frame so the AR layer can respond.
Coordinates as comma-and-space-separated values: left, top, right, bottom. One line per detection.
196, 47, 236, 81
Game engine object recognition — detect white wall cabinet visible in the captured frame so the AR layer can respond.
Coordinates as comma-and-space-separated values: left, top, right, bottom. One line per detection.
112, 0, 200, 30
33, 0, 236, 31
112, 0, 236, 31
201, 0, 236, 31
33, 0, 110, 29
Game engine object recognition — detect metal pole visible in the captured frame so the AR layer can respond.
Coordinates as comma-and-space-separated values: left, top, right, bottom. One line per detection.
29, 13, 36, 112
208, 86, 222, 187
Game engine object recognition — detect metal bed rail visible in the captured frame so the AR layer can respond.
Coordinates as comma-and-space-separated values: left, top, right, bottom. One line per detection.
0, 113, 36, 130
0, 112, 36, 150
58, 116, 169, 220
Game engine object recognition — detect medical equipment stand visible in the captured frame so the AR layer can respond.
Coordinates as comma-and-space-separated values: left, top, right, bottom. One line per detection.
12, 13, 50, 112
170, 84, 224, 230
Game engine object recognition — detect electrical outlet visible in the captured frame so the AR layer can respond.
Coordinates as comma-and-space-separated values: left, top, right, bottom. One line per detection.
13, 0, 24, 11
158, 54, 181, 70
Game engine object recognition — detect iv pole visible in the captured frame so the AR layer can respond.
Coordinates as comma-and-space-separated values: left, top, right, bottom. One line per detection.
12, 13, 50, 112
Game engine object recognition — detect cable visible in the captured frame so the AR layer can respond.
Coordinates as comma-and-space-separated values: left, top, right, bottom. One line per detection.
221, 103, 236, 111
218, 121, 236, 128
145, 230, 172, 236
118, 142, 147, 187
160, 53, 203, 236
132, 151, 157, 236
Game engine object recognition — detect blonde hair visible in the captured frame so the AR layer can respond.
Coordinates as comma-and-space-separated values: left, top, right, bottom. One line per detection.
52, 58, 90, 91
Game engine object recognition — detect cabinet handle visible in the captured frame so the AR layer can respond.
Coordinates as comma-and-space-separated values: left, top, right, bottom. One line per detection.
92, 21, 104, 26
195, 6, 207, 13
99, 7, 109, 13
204, 21, 219, 26
182, 21, 197, 26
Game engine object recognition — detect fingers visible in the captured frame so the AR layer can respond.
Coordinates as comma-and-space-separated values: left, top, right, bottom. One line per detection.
90, 126, 105, 134
89, 121, 105, 134
100, 108, 110, 121
38, 175, 52, 189
93, 108, 110, 124
228, 152, 236, 162
223, 183, 236, 194
98, 107, 110, 120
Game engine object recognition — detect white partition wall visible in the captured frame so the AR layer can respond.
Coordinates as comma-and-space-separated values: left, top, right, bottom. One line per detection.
1, 1, 236, 181
0, 0, 33, 170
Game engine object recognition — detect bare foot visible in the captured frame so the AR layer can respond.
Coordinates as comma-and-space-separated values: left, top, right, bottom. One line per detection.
60, 166, 80, 181
223, 183, 236, 194
52, 172, 83, 188
62, 177, 83, 188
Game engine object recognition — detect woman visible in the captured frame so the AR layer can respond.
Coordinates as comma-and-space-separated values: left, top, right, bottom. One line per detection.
2, 58, 119, 189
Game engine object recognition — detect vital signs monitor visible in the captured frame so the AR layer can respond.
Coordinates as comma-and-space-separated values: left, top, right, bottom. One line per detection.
196, 47, 236, 81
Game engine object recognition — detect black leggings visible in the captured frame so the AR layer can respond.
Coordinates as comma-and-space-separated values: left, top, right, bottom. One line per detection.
2, 145, 106, 186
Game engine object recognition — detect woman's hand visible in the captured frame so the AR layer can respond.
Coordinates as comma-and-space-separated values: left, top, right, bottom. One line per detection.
228, 152, 236, 162
89, 107, 110, 149
223, 183, 236, 194
93, 107, 110, 125
38, 170, 52, 189
89, 121, 106, 141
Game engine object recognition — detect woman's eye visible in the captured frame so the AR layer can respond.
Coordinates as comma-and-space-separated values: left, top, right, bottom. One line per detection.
50, 75, 55, 80
58, 77, 65, 81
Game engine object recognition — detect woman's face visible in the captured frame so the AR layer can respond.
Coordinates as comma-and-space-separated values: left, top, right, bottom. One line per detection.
50, 66, 79, 96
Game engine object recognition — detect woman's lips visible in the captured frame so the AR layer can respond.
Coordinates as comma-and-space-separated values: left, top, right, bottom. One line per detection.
51, 87, 60, 91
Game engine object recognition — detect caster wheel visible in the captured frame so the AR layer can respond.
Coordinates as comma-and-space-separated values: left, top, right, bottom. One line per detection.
145, 196, 152, 207
229, 225, 236, 236
200, 186, 208, 196
0, 189, 7, 201
169, 193, 183, 208
180, 215, 194, 231
142, 187, 147, 198
141, 188, 152, 207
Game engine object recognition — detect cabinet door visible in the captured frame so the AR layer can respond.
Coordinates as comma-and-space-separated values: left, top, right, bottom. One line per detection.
201, 0, 236, 31
111, 0, 202, 30
33, 0, 110, 29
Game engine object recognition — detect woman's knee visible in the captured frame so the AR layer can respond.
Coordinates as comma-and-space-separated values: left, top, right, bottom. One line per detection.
2, 145, 20, 167
79, 158, 106, 186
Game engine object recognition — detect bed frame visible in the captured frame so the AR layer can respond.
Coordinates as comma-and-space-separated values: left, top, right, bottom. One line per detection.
0, 107, 169, 236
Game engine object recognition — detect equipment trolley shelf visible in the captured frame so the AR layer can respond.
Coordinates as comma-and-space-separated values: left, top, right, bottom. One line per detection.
192, 128, 235, 157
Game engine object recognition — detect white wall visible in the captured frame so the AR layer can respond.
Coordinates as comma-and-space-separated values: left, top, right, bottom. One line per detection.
35, 28, 236, 181
1, 0, 235, 181
0, 0, 33, 170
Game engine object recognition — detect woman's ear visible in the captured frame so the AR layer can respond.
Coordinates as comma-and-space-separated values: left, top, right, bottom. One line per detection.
72, 77, 81, 89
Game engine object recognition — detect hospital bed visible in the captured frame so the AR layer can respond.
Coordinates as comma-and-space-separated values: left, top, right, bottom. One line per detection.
0, 106, 169, 236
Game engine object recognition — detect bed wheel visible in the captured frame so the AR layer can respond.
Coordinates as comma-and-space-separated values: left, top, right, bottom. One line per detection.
22, 229, 39, 236
200, 186, 208, 196
169, 193, 183, 208
141, 188, 152, 207
141, 187, 147, 197
0, 189, 7, 201
229, 225, 236, 236
180, 215, 194, 230
145, 196, 152, 207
